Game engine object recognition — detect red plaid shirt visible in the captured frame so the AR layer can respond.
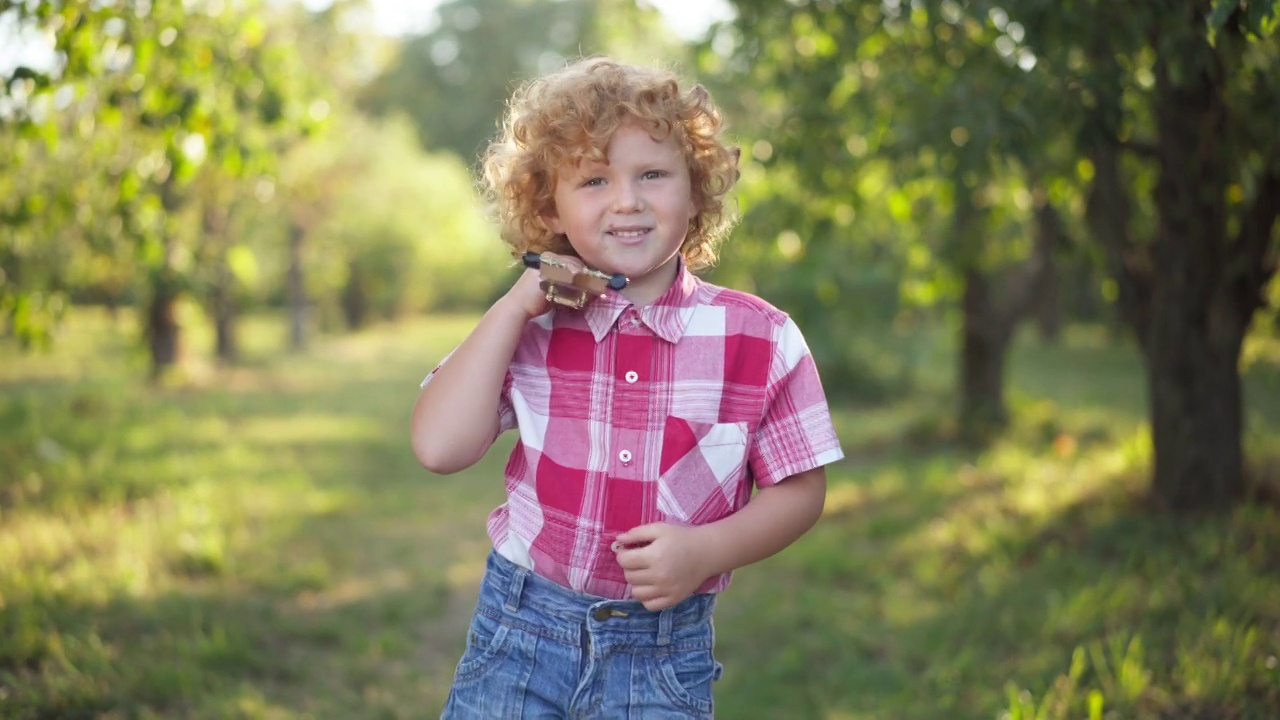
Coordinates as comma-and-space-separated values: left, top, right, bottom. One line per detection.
424, 261, 843, 599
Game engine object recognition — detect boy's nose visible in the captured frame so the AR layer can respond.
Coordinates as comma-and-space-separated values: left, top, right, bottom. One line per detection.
611, 182, 644, 212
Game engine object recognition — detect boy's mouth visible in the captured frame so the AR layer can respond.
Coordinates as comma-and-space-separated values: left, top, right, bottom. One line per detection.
608, 226, 652, 240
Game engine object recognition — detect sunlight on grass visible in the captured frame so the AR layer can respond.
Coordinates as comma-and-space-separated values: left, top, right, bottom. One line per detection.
712, 327, 1280, 719
821, 480, 867, 516
238, 414, 388, 445
446, 552, 490, 591
3, 311, 1279, 718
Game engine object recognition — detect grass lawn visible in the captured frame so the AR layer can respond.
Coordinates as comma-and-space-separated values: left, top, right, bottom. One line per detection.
1, 308, 1278, 719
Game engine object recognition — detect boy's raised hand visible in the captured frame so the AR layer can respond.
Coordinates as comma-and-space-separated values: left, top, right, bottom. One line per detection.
503, 252, 584, 318
613, 523, 715, 611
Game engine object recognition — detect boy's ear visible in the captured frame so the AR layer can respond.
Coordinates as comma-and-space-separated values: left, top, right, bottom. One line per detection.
542, 208, 563, 234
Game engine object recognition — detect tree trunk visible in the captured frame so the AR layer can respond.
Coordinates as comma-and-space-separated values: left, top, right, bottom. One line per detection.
212, 279, 238, 363
341, 260, 369, 330
205, 202, 238, 363
1032, 202, 1063, 342
1143, 31, 1246, 510
287, 222, 308, 352
148, 175, 186, 380
1143, 328, 1244, 510
959, 268, 1012, 441
1033, 266, 1061, 342
147, 266, 182, 381
953, 180, 1059, 442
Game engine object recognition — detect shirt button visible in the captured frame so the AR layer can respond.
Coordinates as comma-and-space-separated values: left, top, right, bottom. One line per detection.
618, 449, 632, 464
624, 371, 638, 383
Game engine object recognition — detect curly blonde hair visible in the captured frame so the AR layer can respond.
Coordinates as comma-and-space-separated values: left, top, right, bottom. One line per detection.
480, 57, 740, 271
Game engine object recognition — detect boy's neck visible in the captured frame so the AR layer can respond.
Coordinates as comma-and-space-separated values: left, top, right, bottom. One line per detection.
617, 256, 680, 307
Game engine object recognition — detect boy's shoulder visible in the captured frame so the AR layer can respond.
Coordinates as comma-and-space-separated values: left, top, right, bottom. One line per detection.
693, 276, 792, 328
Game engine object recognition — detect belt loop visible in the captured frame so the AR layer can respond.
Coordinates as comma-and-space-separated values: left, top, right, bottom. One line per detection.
657, 606, 674, 646
505, 566, 527, 612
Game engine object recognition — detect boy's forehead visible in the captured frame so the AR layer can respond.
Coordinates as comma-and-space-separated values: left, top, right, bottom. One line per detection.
561, 125, 680, 167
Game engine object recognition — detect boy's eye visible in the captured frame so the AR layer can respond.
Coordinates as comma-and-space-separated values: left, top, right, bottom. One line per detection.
642, 170, 667, 180
580, 177, 605, 187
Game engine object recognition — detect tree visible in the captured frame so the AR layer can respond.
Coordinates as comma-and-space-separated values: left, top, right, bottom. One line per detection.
268, 0, 377, 352
1, 0, 318, 376
358, 0, 683, 160
713, 0, 1074, 436
288, 114, 506, 331
998, 0, 1280, 509
716, 0, 1280, 508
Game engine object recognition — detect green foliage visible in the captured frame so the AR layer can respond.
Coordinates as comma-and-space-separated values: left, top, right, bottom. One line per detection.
1209, 0, 1279, 37
359, 0, 687, 159
0, 0, 744, 362
711, 0, 1280, 504
1, 0, 322, 361
703, 0, 1092, 407
289, 114, 508, 328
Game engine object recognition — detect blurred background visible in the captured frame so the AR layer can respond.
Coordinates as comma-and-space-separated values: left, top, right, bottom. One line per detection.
2, 0, 1278, 718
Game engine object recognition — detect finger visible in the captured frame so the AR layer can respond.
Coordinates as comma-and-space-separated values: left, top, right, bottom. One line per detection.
615, 551, 650, 571
627, 579, 660, 602
615, 523, 666, 548
641, 595, 673, 612
622, 566, 656, 587
511, 271, 551, 316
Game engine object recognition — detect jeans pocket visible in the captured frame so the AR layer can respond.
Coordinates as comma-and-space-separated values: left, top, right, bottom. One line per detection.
453, 610, 514, 683
650, 647, 719, 716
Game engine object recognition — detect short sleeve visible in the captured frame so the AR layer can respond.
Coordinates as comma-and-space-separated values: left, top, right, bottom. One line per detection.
420, 349, 518, 434
748, 317, 844, 487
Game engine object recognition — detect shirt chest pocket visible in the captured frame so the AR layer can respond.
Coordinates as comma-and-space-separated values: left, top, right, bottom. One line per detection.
657, 417, 751, 525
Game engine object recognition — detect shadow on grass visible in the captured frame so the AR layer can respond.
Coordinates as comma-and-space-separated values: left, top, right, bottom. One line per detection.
4, 314, 1280, 719
0, 392, 504, 718
0, 316, 507, 718
710, 433, 1280, 720
1, 561, 459, 718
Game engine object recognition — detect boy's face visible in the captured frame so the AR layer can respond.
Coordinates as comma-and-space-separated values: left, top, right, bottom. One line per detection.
545, 122, 697, 306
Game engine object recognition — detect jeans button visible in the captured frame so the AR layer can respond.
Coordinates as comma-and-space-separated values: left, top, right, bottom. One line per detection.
592, 607, 611, 621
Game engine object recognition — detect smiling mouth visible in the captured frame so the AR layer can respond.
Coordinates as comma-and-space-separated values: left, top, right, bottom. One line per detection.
609, 228, 651, 238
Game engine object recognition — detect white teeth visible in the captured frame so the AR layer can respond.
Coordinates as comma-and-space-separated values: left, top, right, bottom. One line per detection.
611, 229, 648, 237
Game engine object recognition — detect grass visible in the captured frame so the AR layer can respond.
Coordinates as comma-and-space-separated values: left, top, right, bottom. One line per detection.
1, 308, 1278, 719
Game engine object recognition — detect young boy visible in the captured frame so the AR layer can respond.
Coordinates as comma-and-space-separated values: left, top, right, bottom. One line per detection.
411, 57, 844, 718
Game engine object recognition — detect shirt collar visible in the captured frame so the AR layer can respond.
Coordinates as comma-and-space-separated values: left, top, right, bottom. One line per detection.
580, 257, 701, 344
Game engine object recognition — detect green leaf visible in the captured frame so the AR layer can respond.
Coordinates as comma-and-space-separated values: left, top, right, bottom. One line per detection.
7, 66, 49, 88
1245, 0, 1279, 34
226, 244, 259, 285
1087, 690, 1104, 720
1208, 0, 1242, 31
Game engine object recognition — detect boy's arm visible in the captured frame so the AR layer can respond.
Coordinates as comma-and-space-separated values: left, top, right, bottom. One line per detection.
614, 466, 827, 610
410, 267, 548, 474
694, 466, 827, 575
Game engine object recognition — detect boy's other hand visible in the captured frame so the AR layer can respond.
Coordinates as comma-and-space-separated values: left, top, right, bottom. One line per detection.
613, 523, 713, 611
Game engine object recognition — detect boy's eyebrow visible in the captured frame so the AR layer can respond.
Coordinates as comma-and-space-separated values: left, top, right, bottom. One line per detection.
561, 158, 608, 178
560, 165, 599, 183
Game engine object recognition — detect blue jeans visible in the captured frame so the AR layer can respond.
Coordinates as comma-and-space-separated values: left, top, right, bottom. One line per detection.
441, 551, 723, 719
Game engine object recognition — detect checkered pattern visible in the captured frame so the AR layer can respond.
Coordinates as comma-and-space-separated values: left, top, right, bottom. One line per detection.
424, 261, 844, 599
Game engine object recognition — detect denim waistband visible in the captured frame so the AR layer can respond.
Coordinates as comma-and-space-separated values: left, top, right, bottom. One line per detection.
478, 550, 716, 647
